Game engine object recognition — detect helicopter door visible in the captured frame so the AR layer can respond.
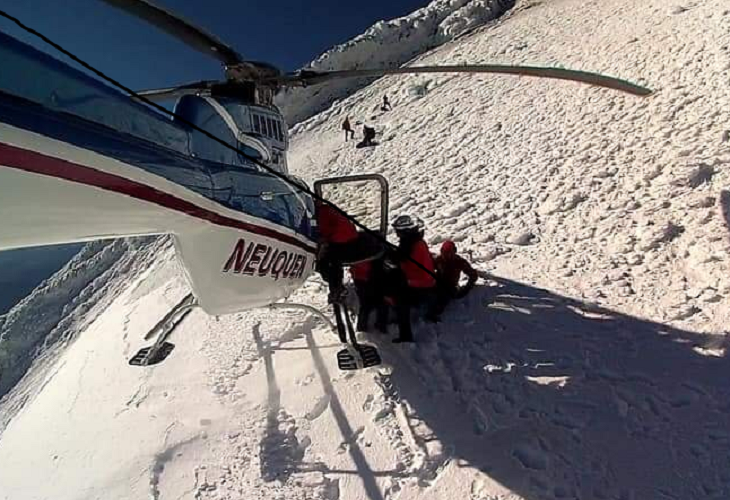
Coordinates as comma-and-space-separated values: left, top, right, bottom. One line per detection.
314, 174, 388, 371
313, 174, 389, 237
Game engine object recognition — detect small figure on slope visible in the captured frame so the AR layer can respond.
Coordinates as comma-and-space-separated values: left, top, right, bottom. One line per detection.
342, 116, 355, 141
357, 124, 377, 148
381, 94, 392, 112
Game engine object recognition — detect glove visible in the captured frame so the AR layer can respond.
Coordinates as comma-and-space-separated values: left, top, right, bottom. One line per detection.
383, 257, 398, 271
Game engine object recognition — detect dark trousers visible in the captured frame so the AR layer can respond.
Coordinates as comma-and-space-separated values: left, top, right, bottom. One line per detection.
344, 129, 355, 141
431, 283, 458, 318
381, 266, 436, 341
354, 280, 378, 330
394, 287, 437, 341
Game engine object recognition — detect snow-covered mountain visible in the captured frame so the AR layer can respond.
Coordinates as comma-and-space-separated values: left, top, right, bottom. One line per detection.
276, 0, 517, 124
2, 0, 730, 499
0, 238, 162, 426
0, 244, 81, 315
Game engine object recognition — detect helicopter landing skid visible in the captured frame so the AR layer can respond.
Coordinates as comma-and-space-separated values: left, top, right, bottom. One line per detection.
268, 300, 381, 371
129, 292, 197, 366
332, 301, 382, 371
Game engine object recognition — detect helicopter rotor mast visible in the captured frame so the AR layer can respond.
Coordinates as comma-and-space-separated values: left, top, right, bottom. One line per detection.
99, 0, 282, 103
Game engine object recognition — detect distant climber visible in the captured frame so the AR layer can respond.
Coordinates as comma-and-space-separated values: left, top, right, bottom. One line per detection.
431, 240, 478, 321
342, 116, 355, 141
357, 124, 377, 148
381, 94, 392, 112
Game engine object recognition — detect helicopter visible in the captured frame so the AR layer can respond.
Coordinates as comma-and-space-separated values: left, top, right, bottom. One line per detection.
0, 0, 652, 369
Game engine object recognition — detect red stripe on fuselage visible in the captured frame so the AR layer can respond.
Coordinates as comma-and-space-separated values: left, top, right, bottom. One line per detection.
0, 141, 316, 253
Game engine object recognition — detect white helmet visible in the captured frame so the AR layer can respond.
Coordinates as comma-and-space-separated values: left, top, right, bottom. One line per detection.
392, 215, 424, 234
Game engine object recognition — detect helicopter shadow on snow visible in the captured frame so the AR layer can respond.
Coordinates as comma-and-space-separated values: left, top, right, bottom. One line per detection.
370, 277, 730, 499
257, 277, 730, 499
255, 317, 400, 500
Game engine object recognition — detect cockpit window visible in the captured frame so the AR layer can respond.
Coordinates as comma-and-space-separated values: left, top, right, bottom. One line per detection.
250, 112, 285, 143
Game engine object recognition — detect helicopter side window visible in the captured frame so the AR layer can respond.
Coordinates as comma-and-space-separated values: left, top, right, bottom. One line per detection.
275, 121, 283, 141
252, 115, 262, 134
265, 117, 273, 138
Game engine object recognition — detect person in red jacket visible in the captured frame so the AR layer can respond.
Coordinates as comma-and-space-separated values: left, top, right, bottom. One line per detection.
315, 200, 382, 303
432, 240, 478, 320
385, 215, 437, 342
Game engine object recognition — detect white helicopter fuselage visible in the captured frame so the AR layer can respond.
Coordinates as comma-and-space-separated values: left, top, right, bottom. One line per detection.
0, 32, 318, 315
0, 121, 316, 315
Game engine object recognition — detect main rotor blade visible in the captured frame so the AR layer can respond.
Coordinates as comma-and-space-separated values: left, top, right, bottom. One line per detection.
135, 80, 217, 102
98, 0, 243, 66
272, 65, 653, 97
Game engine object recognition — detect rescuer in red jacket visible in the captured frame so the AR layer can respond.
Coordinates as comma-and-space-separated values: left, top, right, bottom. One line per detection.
385, 215, 438, 343
315, 200, 382, 303
431, 239, 478, 320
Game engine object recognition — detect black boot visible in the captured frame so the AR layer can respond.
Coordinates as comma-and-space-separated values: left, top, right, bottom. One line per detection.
394, 303, 414, 343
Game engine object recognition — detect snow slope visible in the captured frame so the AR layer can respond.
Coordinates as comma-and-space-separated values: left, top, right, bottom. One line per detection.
0, 0, 516, 389
0, 237, 161, 427
3, 0, 730, 499
276, 0, 516, 124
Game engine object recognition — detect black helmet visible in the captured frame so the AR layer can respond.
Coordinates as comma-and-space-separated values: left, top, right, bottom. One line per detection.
392, 215, 424, 237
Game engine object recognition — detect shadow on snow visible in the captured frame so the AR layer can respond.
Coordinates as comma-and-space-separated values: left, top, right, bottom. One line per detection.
372, 276, 730, 499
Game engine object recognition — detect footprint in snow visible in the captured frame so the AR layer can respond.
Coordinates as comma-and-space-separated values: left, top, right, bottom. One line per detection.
304, 395, 331, 421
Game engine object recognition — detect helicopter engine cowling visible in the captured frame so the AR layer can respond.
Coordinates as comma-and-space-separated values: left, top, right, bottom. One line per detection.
174, 95, 289, 174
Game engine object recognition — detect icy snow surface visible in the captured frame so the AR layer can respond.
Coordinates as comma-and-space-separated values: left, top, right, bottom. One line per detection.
3, 0, 730, 499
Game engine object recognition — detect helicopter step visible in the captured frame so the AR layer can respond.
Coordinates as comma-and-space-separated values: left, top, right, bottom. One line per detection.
332, 300, 382, 371
129, 293, 198, 366
268, 301, 381, 371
